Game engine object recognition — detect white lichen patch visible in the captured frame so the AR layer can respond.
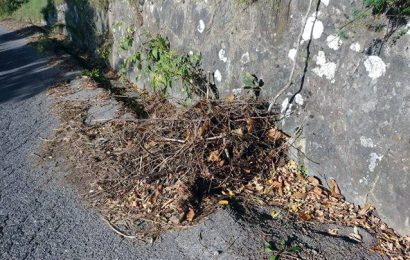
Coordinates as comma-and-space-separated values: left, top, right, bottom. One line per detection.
218, 49, 228, 63
288, 48, 297, 61
326, 34, 343, 50
321, 0, 330, 6
295, 94, 304, 105
214, 69, 222, 82
360, 136, 374, 148
302, 12, 324, 41
197, 20, 205, 33
364, 56, 386, 79
241, 52, 250, 64
312, 51, 337, 82
350, 42, 361, 52
368, 153, 383, 172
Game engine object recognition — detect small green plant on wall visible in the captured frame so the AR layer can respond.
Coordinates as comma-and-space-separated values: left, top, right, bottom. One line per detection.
122, 33, 204, 97
364, 0, 410, 16
119, 27, 136, 51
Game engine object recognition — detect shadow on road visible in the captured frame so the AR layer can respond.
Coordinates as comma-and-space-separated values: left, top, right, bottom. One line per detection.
0, 26, 59, 104
0, 25, 43, 42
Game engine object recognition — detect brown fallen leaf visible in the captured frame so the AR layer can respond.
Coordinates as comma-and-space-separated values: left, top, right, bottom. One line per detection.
316, 210, 324, 217
328, 228, 339, 236
328, 179, 342, 197
293, 192, 307, 200
197, 120, 210, 137
226, 95, 235, 102
272, 181, 283, 189
267, 128, 280, 141
246, 118, 255, 133
403, 236, 410, 247
313, 186, 323, 196
299, 212, 312, 221
144, 141, 157, 150
208, 150, 220, 162
358, 203, 373, 216
271, 209, 281, 219
232, 128, 244, 137
289, 203, 299, 212
308, 176, 321, 186
219, 200, 229, 205
186, 208, 195, 222
348, 226, 362, 242
129, 200, 137, 208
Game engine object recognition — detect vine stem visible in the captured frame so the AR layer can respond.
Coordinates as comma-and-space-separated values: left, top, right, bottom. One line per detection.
268, 0, 315, 112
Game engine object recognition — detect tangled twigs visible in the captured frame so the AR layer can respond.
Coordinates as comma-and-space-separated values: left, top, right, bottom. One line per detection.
47, 92, 287, 236
45, 86, 409, 258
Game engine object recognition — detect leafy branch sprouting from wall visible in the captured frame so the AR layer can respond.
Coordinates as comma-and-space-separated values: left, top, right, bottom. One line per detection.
121, 33, 207, 98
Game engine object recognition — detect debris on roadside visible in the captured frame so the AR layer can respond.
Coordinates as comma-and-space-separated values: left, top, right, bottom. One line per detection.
43, 78, 409, 259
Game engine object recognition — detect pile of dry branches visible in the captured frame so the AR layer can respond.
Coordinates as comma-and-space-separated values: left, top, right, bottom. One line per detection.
47, 91, 287, 234
45, 84, 409, 258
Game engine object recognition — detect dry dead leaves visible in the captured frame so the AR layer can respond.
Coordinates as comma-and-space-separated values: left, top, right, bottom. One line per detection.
238, 160, 409, 259
44, 84, 409, 259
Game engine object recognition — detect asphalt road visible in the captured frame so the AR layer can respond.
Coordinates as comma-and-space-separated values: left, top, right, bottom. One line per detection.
0, 26, 153, 259
0, 26, 215, 260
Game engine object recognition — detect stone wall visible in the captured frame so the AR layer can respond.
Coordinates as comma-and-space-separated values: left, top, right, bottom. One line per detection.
53, 0, 410, 235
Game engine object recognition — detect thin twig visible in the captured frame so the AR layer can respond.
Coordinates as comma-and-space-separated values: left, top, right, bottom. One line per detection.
102, 218, 138, 239
206, 134, 226, 141
160, 137, 186, 144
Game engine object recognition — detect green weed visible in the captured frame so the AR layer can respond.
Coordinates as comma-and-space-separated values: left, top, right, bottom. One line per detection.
264, 239, 302, 260
122, 34, 204, 98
